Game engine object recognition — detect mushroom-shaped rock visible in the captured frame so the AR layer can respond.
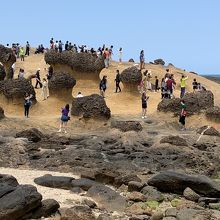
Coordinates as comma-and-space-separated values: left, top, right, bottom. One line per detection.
0, 64, 6, 81
0, 106, 4, 119
154, 58, 165, 65
128, 58, 135, 62
205, 106, 220, 123
45, 50, 105, 81
120, 66, 142, 92
48, 72, 76, 99
71, 94, 111, 119
157, 91, 214, 115
0, 44, 16, 80
0, 78, 36, 105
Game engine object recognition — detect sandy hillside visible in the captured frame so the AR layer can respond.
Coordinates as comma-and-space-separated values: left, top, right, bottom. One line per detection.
1, 52, 220, 132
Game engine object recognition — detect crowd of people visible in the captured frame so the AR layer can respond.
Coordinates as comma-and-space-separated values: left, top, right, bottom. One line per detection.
3, 40, 208, 133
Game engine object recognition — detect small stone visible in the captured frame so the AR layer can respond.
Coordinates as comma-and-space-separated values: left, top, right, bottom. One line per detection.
128, 181, 144, 192
165, 208, 177, 217
150, 211, 164, 220
183, 187, 200, 202
127, 192, 147, 202
209, 202, 220, 210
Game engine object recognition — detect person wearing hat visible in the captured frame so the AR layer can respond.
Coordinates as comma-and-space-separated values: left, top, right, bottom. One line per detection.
35, 68, 42, 89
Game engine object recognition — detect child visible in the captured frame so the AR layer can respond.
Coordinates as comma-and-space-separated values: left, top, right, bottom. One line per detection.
141, 92, 149, 119
192, 78, 198, 92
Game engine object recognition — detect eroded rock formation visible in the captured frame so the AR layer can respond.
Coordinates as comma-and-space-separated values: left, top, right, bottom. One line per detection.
121, 66, 142, 92
45, 50, 105, 81
157, 90, 214, 115
71, 94, 111, 119
0, 64, 6, 81
0, 78, 36, 105
0, 44, 16, 80
48, 72, 76, 99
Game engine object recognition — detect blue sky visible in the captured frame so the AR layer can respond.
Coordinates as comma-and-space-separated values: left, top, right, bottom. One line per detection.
1, 0, 220, 75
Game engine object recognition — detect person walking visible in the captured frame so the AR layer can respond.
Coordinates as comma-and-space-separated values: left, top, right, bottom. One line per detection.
19, 47, 25, 61
24, 93, 32, 118
35, 68, 42, 89
140, 50, 145, 70
161, 78, 166, 99
179, 100, 187, 130
118, 48, 122, 64
155, 76, 159, 92
103, 48, 110, 68
141, 92, 149, 119
115, 70, 121, 93
58, 104, 70, 134
41, 78, 48, 100
180, 75, 188, 98
25, 41, 30, 56
100, 75, 107, 97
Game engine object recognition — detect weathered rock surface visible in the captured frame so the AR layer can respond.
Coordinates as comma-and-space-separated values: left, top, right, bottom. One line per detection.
141, 185, 164, 202
111, 120, 143, 132
121, 66, 142, 92
206, 106, 220, 122
183, 187, 200, 202
34, 174, 74, 189
45, 50, 105, 81
0, 78, 36, 105
16, 128, 44, 142
148, 171, 220, 197
71, 94, 111, 119
197, 126, 220, 137
157, 91, 214, 115
87, 184, 127, 212
48, 72, 76, 98
0, 107, 5, 119
128, 181, 144, 192
160, 135, 188, 146
154, 58, 165, 65
0, 44, 16, 80
71, 178, 97, 191
0, 64, 6, 81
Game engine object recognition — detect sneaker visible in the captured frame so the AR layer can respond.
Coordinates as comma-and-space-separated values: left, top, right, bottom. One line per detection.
64, 131, 67, 134
58, 129, 61, 133
142, 116, 144, 119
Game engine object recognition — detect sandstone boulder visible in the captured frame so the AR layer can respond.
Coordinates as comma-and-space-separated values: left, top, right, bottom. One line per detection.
48, 72, 76, 99
206, 106, 220, 123
34, 174, 74, 189
45, 50, 105, 81
0, 107, 4, 119
71, 94, 111, 119
16, 128, 44, 142
0, 44, 16, 80
148, 171, 220, 197
129, 58, 135, 62
160, 135, 188, 146
197, 126, 220, 137
111, 120, 143, 132
121, 67, 142, 92
0, 78, 36, 105
157, 91, 214, 115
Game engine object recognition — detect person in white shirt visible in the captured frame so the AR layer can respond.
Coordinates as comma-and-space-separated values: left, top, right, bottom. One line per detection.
118, 47, 122, 63
76, 92, 83, 98
18, 68, 25, 79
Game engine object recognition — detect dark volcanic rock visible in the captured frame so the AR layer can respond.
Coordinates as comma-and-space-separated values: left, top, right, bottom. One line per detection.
128, 58, 135, 62
148, 171, 220, 197
0, 107, 5, 119
121, 67, 142, 92
0, 64, 6, 81
16, 128, 44, 142
34, 174, 74, 189
87, 184, 127, 212
0, 44, 16, 80
94, 170, 118, 185
48, 72, 76, 98
0, 185, 42, 220
114, 174, 141, 187
197, 126, 220, 137
160, 135, 188, 146
141, 185, 164, 202
154, 58, 165, 65
111, 120, 143, 132
157, 91, 214, 115
30, 199, 60, 219
45, 50, 105, 73
71, 94, 111, 119
206, 106, 220, 122
128, 181, 144, 192
71, 178, 97, 191
0, 78, 36, 105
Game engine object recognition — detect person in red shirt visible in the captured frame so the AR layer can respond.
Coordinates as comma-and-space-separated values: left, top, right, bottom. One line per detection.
166, 76, 173, 99
104, 48, 110, 68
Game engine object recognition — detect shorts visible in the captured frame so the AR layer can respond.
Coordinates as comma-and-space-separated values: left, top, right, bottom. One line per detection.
179, 115, 186, 125
61, 115, 69, 122
142, 103, 147, 109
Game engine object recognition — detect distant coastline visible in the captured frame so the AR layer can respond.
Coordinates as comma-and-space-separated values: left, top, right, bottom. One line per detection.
201, 75, 220, 84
